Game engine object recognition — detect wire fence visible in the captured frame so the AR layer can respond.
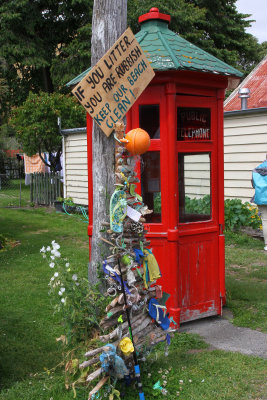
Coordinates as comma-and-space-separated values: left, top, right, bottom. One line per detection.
0, 151, 62, 208
0, 152, 28, 208
0, 177, 30, 208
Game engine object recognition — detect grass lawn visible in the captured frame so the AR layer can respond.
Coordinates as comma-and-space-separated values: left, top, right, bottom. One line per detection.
0, 207, 89, 390
0, 208, 266, 399
225, 231, 267, 333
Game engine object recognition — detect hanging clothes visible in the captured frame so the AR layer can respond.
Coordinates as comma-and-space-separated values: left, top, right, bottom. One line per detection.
142, 249, 162, 289
24, 154, 46, 174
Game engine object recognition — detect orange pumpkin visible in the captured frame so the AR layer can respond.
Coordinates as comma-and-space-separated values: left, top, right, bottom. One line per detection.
120, 128, 151, 155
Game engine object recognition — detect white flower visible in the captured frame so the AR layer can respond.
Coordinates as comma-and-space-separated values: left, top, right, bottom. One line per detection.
42, 254, 46, 259
50, 255, 55, 260
52, 240, 60, 250
61, 298, 66, 304
179, 380, 183, 384
72, 274, 78, 281
49, 262, 55, 268
58, 290, 63, 296
189, 379, 192, 383
54, 272, 59, 277
50, 276, 55, 281
46, 246, 51, 252
65, 263, 69, 267
40, 246, 46, 253
51, 249, 61, 258
75, 282, 79, 286
60, 287, 65, 293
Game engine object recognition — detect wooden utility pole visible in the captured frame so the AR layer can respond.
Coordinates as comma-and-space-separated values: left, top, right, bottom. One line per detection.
90, 0, 127, 284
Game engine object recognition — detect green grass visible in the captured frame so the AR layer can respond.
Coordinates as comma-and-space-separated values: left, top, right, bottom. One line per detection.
225, 230, 267, 332
0, 207, 89, 389
0, 179, 30, 207
119, 343, 267, 400
0, 334, 266, 400
0, 210, 267, 400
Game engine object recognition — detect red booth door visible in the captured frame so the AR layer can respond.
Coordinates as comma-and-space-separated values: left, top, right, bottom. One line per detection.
176, 95, 224, 322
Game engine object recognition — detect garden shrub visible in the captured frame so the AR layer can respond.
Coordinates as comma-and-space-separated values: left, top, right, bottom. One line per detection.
184, 196, 261, 230
224, 199, 261, 230
185, 195, 210, 215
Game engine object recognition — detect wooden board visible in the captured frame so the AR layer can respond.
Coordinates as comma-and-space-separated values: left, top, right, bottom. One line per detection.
72, 27, 155, 136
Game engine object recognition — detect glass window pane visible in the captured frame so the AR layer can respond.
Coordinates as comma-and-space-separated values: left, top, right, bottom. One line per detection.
139, 105, 160, 139
177, 107, 211, 141
141, 151, 161, 222
179, 153, 211, 223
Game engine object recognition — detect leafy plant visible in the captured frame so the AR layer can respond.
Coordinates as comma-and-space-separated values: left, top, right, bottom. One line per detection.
185, 195, 210, 215
184, 196, 262, 230
224, 199, 261, 230
63, 197, 75, 207
40, 240, 105, 344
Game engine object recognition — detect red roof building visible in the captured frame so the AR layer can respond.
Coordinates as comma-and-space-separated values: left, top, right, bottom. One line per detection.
225, 56, 267, 111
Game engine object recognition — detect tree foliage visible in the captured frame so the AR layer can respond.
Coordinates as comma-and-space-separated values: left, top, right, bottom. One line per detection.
0, 0, 264, 123
128, 0, 207, 42
184, 0, 262, 74
128, 0, 262, 75
10, 92, 85, 171
0, 0, 93, 119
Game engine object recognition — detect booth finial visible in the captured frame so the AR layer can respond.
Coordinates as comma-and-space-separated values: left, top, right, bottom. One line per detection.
138, 7, 171, 24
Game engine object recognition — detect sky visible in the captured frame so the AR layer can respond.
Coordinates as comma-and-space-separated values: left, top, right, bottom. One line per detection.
236, 0, 266, 43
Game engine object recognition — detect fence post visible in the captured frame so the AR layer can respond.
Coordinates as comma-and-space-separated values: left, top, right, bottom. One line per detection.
30, 174, 33, 203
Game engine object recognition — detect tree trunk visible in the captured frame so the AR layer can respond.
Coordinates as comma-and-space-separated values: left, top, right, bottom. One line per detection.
90, 0, 127, 284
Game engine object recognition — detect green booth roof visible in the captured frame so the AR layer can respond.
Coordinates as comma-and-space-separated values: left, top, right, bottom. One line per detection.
66, 7, 242, 87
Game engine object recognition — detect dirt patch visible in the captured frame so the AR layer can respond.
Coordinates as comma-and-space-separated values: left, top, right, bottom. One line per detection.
230, 264, 243, 269
30, 229, 49, 234
0, 235, 21, 251
252, 262, 267, 267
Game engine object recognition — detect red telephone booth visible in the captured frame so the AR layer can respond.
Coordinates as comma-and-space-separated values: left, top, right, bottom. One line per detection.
83, 8, 242, 325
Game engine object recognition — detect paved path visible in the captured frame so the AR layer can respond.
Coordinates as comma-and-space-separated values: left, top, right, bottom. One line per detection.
180, 309, 267, 359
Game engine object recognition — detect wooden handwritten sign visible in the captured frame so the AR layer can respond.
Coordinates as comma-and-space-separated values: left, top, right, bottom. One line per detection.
72, 28, 155, 137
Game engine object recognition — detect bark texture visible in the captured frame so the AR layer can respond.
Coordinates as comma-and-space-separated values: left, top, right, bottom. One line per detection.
90, 0, 127, 284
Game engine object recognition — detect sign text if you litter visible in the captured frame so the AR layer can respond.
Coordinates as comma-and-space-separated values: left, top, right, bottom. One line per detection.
72, 27, 155, 137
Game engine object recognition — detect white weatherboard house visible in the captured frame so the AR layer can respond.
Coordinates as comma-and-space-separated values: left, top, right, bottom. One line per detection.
224, 56, 267, 203
61, 127, 88, 206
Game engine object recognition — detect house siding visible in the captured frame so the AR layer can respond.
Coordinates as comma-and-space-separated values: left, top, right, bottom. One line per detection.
224, 110, 267, 202
64, 133, 88, 206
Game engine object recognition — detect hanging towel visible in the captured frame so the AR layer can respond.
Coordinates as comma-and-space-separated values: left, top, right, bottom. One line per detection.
24, 153, 46, 174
